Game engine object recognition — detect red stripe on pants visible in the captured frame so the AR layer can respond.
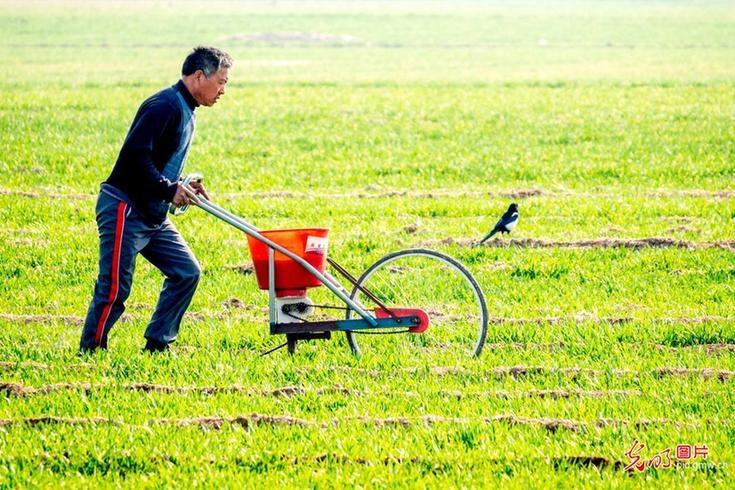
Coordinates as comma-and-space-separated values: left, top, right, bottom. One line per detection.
95, 201, 127, 345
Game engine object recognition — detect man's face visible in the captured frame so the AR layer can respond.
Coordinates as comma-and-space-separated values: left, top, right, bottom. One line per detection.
193, 67, 229, 107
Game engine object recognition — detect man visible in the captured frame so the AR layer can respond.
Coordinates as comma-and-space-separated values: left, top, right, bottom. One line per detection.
79, 46, 233, 354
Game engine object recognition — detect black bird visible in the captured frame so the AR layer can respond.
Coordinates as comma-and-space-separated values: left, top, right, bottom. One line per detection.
479, 203, 519, 244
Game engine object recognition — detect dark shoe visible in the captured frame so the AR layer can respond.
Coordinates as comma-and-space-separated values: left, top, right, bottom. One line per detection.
143, 338, 169, 353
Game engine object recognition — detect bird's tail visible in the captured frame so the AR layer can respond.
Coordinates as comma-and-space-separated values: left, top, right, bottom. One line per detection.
478, 229, 497, 244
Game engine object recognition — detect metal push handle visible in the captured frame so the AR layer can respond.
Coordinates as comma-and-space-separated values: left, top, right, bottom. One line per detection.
169, 173, 204, 216
181, 177, 377, 327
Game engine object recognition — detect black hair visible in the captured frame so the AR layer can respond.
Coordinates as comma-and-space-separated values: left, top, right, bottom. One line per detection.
181, 46, 233, 77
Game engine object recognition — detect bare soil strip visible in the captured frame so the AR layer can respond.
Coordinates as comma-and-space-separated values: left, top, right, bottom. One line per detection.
0, 382, 91, 396
165, 414, 315, 429
487, 341, 735, 356
0, 382, 353, 398
359, 415, 689, 432
0, 361, 95, 372
2, 312, 732, 328
0, 361, 63, 371
488, 315, 735, 326
0, 314, 86, 326
324, 365, 734, 381
429, 237, 735, 250
0, 416, 117, 427
702, 344, 735, 355
0, 188, 93, 200
2, 187, 733, 201
0, 382, 639, 400
8, 449, 625, 470
291, 453, 624, 470
0, 414, 721, 432
441, 389, 640, 399
1, 360, 732, 380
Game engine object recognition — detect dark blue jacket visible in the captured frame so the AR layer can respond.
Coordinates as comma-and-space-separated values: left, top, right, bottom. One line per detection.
104, 80, 197, 224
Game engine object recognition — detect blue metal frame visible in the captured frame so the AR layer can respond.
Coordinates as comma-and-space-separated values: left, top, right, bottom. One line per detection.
270, 315, 421, 335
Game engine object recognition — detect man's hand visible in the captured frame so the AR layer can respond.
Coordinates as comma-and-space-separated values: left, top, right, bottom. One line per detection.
172, 183, 201, 207
189, 179, 210, 200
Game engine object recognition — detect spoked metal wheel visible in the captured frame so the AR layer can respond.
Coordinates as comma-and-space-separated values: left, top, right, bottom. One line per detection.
345, 249, 488, 357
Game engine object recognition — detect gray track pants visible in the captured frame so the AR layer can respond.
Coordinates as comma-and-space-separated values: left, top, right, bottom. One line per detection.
80, 192, 201, 350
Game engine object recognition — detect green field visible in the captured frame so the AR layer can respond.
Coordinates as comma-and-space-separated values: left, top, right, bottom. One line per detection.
1, 0, 734, 487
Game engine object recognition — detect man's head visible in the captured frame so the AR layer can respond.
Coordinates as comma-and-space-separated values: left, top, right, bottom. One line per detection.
181, 46, 233, 107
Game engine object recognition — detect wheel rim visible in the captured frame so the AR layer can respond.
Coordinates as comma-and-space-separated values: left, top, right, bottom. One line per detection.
346, 249, 488, 358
